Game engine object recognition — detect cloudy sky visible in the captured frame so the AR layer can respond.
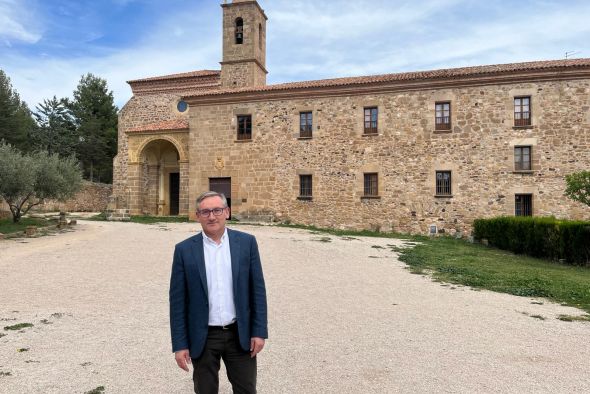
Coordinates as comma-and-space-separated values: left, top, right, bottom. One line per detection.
1, 0, 589, 110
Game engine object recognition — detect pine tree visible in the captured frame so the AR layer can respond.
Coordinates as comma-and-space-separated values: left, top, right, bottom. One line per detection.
67, 73, 118, 183
32, 96, 78, 157
0, 69, 36, 151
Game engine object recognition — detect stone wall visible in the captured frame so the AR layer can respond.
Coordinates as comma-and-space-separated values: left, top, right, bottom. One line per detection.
188, 79, 590, 234
1, 182, 111, 215
33, 181, 112, 212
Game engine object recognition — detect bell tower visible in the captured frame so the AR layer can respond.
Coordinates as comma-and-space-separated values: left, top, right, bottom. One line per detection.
220, 0, 268, 89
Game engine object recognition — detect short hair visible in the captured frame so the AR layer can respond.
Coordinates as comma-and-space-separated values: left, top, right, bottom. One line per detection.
196, 191, 228, 210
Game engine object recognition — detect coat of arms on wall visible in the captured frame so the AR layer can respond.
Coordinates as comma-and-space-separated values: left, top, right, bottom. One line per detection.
214, 156, 225, 170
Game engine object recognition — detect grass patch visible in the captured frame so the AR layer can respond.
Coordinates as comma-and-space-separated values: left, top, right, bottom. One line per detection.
17, 348, 29, 352
276, 222, 422, 241
4, 323, 33, 331
529, 315, 546, 320
0, 371, 12, 377
0, 217, 52, 235
86, 212, 108, 221
398, 236, 590, 313
312, 237, 332, 243
86, 213, 190, 224
85, 386, 105, 394
557, 314, 590, 322
130, 215, 189, 224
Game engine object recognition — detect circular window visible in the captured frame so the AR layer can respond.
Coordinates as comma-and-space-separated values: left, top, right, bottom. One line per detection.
177, 100, 188, 113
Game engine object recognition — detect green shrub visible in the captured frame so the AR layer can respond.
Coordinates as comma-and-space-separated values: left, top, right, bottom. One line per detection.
473, 216, 590, 266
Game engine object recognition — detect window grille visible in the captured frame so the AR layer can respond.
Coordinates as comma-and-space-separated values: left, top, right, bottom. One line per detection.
436, 171, 452, 195
515, 194, 532, 216
364, 173, 378, 196
299, 175, 312, 197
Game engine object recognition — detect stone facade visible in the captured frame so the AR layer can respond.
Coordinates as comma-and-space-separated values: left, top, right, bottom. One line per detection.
112, 0, 590, 235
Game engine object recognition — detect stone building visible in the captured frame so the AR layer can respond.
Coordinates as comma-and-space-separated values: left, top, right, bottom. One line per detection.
113, 0, 590, 234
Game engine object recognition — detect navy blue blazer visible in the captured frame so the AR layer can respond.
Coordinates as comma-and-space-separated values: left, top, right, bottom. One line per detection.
169, 228, 268, 358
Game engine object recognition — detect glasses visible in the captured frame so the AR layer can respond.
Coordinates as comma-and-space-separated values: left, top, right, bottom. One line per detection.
197, 207, 226, 217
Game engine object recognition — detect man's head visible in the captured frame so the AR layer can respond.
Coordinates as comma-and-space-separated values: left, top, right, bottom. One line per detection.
196, 191, 230, 239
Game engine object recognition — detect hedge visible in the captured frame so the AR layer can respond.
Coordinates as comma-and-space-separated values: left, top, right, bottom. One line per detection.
473, 216, 590, 266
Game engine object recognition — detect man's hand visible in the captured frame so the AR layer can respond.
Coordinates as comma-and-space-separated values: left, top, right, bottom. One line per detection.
250, 337, 265, 358
175, 349, 191, 372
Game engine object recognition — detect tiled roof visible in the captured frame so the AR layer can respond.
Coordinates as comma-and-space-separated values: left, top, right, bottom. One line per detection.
183, 58, 590, 98
127, 70, 220, 83
127, 119, 189, 133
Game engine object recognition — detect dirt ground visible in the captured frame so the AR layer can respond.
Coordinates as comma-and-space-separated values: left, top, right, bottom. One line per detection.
0, 221, 589, 393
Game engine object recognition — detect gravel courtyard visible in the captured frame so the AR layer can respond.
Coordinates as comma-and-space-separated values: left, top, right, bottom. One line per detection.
0, 221, 589, 393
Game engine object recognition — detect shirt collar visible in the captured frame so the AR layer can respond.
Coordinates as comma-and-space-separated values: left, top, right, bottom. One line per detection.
202, 228, 228, 245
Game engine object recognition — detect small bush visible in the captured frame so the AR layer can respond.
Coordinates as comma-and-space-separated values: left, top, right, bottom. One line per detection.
473, 216, 590, 266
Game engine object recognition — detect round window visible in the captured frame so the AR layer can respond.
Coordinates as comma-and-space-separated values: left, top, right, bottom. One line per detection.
177, 100, 188, 113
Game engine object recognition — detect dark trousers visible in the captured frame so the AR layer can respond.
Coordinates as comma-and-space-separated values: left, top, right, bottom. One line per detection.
192, 326, 257, 394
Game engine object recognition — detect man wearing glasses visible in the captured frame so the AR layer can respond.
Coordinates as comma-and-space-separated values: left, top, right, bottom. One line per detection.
169, 191, 268, 394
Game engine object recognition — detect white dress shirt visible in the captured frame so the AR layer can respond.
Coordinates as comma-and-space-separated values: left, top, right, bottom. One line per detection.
202, 228, 236, 326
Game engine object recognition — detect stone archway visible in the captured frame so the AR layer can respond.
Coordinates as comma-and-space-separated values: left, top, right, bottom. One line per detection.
128, 137, 189, 216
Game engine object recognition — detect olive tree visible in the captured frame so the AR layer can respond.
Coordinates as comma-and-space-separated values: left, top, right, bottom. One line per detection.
0, 142, 82, 223
565, 171, 590, 208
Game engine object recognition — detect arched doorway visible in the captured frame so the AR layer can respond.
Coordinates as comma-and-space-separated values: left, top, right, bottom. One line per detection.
139, 139, 181, 216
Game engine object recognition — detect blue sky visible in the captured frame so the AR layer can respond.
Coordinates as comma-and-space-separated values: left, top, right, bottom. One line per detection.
1, 0, 589, 110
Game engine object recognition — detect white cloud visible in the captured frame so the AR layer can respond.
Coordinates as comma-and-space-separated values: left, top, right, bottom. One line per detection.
3, 4, 221, 109
0, 0, 42, 44
3, 0, 590, 110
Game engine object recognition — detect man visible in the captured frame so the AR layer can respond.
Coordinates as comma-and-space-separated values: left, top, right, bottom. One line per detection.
169, 191, 268, 394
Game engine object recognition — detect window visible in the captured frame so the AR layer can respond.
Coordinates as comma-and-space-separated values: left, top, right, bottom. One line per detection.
514, 146, 532, 171
514, 96, 531, 126
515, 194, 532, 216
258, 23, 262, 50
299, 175, 312, 198
235, 18, 244, 44
435, 102, 451, 130
364, 107, 378, 134
363, 173, 378, 196
177, 100, 188, 113
237, 115, 252, 140
435, 171, 452, 196
299, 112, 312, 138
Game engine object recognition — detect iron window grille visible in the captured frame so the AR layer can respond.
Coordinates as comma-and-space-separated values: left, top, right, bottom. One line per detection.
363, 173, 378, 196
515, 194, 532, 216
436, 171, 452, 196
514, 96, 531, 126
514, 146, 532, 171
300, 112, 312, 138
299, 175, 312, 198
364, 107, 378, 134
435, 102, 451, 130
237, 115, 252, 140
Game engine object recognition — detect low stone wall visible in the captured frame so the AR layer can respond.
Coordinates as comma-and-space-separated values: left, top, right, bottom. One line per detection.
37, 181, 112, 212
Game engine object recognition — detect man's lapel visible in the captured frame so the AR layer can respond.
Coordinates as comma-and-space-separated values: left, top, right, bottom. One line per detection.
191, 233, 208, 298
228, 229, 240, 296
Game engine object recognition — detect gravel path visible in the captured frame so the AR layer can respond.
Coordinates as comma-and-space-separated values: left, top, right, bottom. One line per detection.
0, 221, 589, 393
